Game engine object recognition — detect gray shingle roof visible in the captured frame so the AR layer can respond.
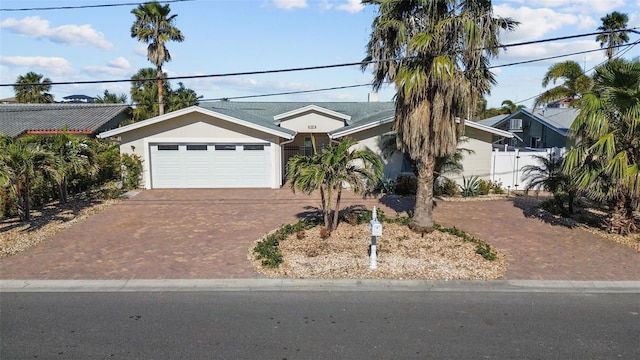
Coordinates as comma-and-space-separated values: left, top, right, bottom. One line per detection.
478, 108, 578, 137
530, 108, 579, 131
199, 101, 395, 126
477, 113, 509, 127
0, 103, 130, 137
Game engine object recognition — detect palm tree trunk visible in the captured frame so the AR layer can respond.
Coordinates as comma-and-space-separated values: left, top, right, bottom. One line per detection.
410, 153, 435, 233
608, 194, 637, 235
57, 176, 68, 204
157, 66, 164, 116
332, 186, 343, 232
318, 186, 328, 229
323, 185, 332, 231
23, 177, 31, 222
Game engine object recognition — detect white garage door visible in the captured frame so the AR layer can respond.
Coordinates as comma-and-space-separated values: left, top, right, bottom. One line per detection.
150, 143, 271, 188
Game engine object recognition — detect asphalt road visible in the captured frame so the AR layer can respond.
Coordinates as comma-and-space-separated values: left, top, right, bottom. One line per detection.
1, 290, 638, 359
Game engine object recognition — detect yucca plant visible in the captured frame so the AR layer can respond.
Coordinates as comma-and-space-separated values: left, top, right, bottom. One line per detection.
459, 175, 481, 197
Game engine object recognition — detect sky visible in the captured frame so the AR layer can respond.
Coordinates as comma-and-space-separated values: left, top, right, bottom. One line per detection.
1, 0, 639, 109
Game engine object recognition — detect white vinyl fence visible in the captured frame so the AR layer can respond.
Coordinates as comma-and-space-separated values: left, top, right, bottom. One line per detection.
490, 146, 565, 191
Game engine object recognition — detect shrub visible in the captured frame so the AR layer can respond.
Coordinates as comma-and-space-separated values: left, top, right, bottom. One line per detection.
120, 153, 143, 190
491, 181, 505, 194
394, 175, 417, 195
254, 217, 320, 268
434, 178, 459, 196
459, 175, 480, 197
93, 141, 121, 184
477, 179, 491, 195
433, 223, 498, 261
375, 176, 396, 195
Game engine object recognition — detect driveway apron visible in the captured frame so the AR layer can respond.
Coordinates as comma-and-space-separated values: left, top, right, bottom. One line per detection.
0, 189, 638, 280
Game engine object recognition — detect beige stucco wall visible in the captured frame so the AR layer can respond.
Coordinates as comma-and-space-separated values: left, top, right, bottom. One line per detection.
448, 127, 493, 184
279, 111, 346, 133
338, 123, 403, 179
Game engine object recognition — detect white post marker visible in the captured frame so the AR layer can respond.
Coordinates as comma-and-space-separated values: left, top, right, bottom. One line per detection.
369, 206, 383, 269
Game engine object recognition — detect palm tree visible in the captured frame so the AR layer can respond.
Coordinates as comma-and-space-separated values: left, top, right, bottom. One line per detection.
95, 90, 128, 104
288, 138, 383, 234
13, 72, 54, 103
564, 58, 640, 234
500, 99, 525, 114
534, 60, 593, 108
131, 1, 184, 116
0, 137, 56, 221
362, 0, 517, 233
596, 12, 630, 60
521, 154, 575, 215
166, 82, 201, 112
130, 67, 171, 121
28, 133, 95, 204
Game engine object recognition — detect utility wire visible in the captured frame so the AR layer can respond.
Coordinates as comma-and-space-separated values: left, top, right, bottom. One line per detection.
0, 0, 193, 11
2, 39, 637, 88
513, 39, 640, 106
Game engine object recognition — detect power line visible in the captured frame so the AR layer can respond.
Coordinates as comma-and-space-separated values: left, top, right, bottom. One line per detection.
3, 41, 637, 90
2, 28, 638, 88
513, 40, 640, 106
489, 41, 637, 69
0, 0, 193, 12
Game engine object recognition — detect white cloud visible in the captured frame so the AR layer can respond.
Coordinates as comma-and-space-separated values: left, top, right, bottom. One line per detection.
495, 5, 584, 41
108, 57, 131, 69
0, 16, 113, 50
0, 56, 74, 75
273, 0, 307, 10
318, 0, 364, 12
499, 0, 625, 14
336, 0, 364, 13
83, 58, 133, 77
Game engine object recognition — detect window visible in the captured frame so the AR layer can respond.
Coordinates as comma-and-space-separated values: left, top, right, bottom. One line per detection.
157, 144, 179, 151
215, 144, 236, 151
186, 144, 207, 151
530, 137, 541, 148
243, 145, 264, 151
508, 118, 523, 131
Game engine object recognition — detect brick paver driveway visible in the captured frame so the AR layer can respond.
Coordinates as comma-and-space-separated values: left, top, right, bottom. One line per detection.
1, 189, 638, 280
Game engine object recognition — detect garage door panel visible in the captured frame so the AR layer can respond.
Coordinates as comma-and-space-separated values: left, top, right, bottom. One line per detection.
150, 143, 271, 188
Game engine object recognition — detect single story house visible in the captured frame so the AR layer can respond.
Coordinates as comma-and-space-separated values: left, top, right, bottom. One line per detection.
478, 107, 578, 149
0, 103, 131, 137
98, 102, 513, 189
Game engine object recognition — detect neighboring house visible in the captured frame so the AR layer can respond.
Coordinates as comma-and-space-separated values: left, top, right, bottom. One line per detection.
478, 107, 579, 149
98, 102, 513, 189
0, 103, 131, 137
62, 94, 96, 103
0, 97, 17, 104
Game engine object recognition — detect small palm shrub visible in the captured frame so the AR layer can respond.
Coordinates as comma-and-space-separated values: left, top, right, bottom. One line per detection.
459, 175, 481, 197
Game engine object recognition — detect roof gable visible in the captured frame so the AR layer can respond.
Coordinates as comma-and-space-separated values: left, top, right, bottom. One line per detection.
497, 108, 578, 137
273, 104, 351, 122
97, 105, 295, 139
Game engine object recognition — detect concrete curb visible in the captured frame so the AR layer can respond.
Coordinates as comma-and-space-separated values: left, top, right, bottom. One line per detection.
1, 279, 639, 293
